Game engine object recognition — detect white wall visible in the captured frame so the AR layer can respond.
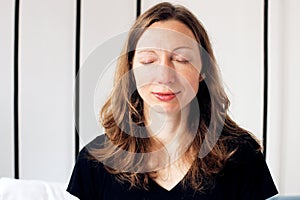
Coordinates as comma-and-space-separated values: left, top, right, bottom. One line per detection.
0, 0, 136, 182
18, 0, 75, 182
79, 0, 136, 147
268, 0, 300, 195
0, 0, 14, 178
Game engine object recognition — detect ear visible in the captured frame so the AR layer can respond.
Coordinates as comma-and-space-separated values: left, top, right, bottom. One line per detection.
199, 73, 206, 82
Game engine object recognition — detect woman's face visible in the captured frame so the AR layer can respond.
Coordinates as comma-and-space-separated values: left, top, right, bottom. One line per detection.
132, 20, 202, 115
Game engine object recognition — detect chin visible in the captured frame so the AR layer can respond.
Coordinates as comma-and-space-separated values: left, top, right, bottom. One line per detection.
152, 104, 182, 115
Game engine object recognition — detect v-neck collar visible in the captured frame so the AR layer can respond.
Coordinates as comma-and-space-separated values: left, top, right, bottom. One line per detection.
149, 176, 183, 193
148, 157, 195, 192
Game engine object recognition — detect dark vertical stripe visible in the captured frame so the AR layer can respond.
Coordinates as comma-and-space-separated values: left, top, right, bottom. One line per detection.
263, 0, 269, 159
136, 0, 141, 18
75, 0, 81, 159
14, 0, 20, 179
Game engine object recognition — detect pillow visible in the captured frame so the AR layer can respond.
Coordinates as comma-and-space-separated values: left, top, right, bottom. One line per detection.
0, 177, 78, 200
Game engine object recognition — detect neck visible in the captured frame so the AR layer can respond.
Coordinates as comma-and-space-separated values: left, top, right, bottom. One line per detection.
144, 104, 192, 153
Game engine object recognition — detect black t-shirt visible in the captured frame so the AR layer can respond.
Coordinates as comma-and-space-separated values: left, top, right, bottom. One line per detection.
67, 134, 278, 200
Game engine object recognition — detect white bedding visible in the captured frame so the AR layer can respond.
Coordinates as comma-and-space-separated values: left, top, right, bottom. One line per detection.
0, 177, 78, 200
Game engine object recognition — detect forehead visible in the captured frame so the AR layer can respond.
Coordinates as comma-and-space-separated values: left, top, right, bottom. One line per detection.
136, 20, 199, 52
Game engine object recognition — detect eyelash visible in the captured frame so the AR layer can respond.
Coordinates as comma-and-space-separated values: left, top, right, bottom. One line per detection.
174, 58, 189, 64
138, 56, 190, 65
172, 56, 190, 64
140, 59, 155, 64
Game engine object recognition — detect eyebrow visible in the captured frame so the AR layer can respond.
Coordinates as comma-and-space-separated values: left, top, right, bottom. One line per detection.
173, 46, 193, 51
136, 46, 193, 54
135, 49, 157, 54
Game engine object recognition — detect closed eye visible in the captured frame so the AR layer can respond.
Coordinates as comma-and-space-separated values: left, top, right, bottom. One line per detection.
172, 55, 190, 64
136, 51, 158, 65
175, 58, 189, 64
139, 58, 156, 64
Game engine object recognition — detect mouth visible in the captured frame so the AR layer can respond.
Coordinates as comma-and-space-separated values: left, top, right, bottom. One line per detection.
151, 91, 180, 101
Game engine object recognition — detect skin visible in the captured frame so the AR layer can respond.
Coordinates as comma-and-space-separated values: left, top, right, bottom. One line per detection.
132, 20, 203, 191
133, 20, 202, 116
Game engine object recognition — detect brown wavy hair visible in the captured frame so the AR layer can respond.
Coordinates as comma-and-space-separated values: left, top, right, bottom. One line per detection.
91, 2, 261, 191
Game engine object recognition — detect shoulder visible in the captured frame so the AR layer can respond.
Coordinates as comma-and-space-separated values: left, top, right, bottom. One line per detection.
221, 131, 262, 163
73, 134, 110, 178
217, 130, 265, 178
218, 132, 278, 199
74, 134, 108, 168
67, 134, 110, 199
85, 133, 108, 151
71, 134, 107, 169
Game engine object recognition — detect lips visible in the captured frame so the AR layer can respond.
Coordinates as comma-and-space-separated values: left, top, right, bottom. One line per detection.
152, 91, 180, 101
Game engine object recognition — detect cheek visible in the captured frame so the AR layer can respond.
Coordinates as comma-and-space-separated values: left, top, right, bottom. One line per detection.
133, 66, 153, 99
133, 67, 152, 90
191, 76, 200, 93
132, 59, 156, 88
179, 69, 200, 94
189, 66, 201, 93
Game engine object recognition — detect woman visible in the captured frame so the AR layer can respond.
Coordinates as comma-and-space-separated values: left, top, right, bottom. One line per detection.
67, 2, 278, 199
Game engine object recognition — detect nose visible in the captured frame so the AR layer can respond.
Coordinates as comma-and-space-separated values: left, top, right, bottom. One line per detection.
156, 51, 175, 84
